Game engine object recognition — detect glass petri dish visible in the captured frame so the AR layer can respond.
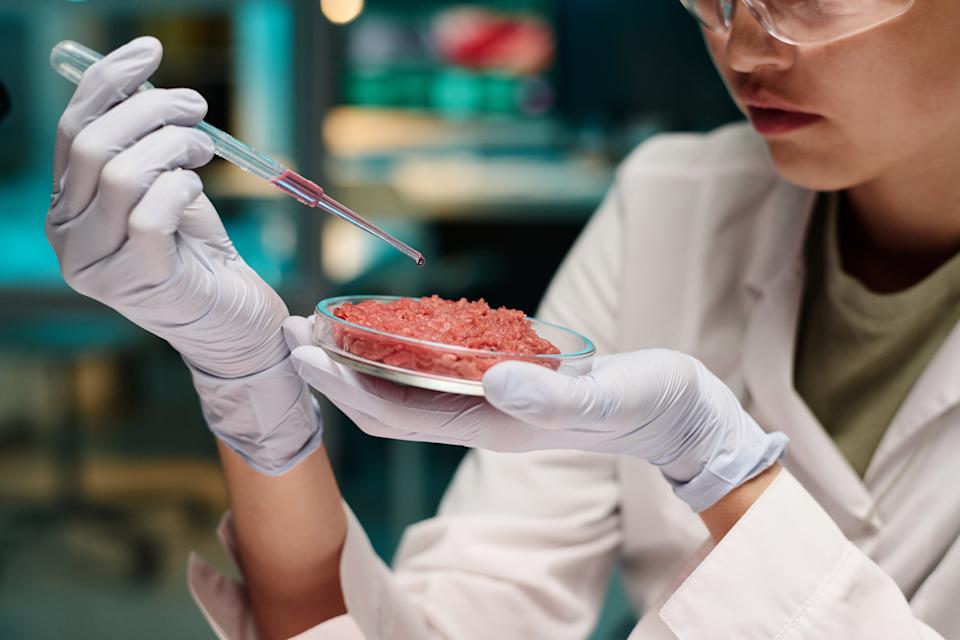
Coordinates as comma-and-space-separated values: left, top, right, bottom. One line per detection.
314, 295, 596, 396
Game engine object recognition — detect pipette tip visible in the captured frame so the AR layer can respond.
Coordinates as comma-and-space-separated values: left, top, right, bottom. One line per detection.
314, 186, 427, 267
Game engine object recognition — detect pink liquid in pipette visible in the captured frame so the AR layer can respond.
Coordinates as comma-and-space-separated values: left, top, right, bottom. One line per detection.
270, 169, 324, 207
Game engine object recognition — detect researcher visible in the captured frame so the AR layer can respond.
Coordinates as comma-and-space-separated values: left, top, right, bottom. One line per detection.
45, 0, 959, 637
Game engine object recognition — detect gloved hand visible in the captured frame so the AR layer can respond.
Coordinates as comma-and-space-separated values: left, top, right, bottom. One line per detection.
284, 315, 786, 511
46, 37, 321, 475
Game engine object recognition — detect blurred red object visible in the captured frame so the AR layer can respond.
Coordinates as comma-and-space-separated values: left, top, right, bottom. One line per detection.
433, 7, 555, 75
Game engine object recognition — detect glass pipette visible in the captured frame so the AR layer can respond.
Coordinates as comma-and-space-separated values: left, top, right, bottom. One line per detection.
50, 40, 425, 267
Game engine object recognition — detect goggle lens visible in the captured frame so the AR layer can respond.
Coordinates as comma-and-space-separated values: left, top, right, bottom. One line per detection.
679, 0, 915, 44
679, 0, 731, 32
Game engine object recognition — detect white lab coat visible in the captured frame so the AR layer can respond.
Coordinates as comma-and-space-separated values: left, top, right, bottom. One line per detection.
188, 123, 959, 639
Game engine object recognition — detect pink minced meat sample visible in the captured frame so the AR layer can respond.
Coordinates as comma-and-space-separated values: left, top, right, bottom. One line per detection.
333, 296, 560, 380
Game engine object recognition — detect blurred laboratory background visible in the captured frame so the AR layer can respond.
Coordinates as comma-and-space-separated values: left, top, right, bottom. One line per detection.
0, 0, 740, 637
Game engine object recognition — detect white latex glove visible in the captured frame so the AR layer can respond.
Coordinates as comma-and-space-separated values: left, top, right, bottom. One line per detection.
46, 37, 321, 475
284, 315, 786, 511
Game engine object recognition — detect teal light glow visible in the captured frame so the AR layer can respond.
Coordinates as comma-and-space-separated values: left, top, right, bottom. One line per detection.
233, 0, 294, 157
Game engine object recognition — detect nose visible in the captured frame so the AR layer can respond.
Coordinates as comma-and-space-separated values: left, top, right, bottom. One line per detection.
722, 1, 795, 73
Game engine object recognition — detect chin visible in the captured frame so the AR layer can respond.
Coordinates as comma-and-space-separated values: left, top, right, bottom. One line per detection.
765, 141, 865, 192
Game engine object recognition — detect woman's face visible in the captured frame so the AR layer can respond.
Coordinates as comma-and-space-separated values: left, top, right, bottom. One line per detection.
703, 0, 960, 191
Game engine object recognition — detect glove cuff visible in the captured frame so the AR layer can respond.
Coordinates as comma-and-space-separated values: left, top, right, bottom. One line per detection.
665, 422, 788, 513
188, 356, 323, 476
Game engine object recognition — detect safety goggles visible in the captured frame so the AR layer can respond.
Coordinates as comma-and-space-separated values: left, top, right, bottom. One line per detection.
678, 0, 915, 45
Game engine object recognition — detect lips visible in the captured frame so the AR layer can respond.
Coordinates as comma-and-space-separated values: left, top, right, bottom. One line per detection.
739, 90, 824, 135
747, 106, 824, 135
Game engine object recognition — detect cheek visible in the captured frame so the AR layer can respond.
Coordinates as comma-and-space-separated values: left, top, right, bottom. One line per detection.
776, 30, 960, 187
695, 3, 960, 191
765, 51, 894, 189
770, 1, 960, 188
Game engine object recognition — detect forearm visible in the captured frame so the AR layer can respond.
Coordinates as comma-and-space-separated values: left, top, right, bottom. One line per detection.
218, 440, 347, 640
698, 463, 782, 541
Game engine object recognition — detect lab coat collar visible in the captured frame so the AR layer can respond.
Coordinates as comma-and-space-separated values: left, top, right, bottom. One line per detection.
739, 184, 882, 532
741, 182, 816, 298
866, 315, 960, 484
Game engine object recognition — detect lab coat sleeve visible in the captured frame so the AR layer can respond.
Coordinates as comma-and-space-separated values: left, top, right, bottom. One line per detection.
189, 183, 627, 639
187, 512, 367, 639
657, 469, 945, 640
536, 172, 625, 358
189, 448, 621, 640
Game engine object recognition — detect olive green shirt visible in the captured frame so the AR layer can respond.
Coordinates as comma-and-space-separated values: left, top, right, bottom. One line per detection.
794, 194, 960, 477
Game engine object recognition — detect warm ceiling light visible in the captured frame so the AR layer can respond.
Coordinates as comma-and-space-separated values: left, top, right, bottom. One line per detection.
321, 0, 364, 25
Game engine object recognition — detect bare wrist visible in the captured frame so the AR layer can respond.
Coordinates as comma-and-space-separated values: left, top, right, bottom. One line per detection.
699, 464, 782, 541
